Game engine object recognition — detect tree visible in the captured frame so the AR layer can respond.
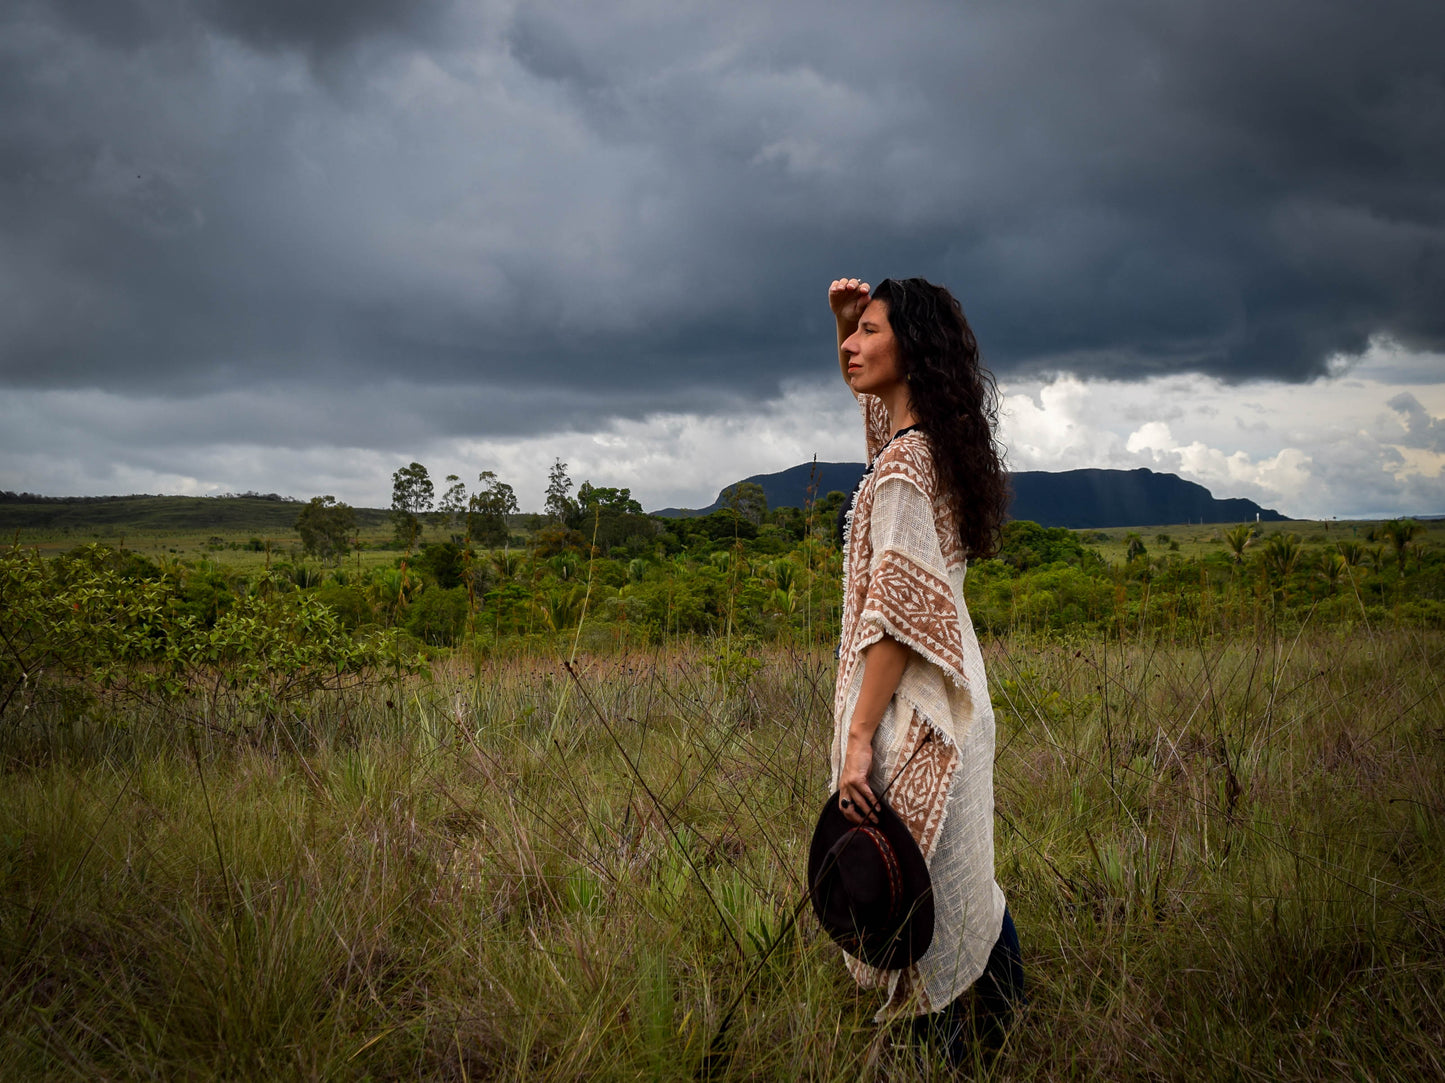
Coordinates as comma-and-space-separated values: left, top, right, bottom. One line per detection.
575, 482, 645, 519
437, 474, 468, 541
414, 541, 467, 589
997, 520, 1089, 571
545, 459, 577, 524
532, 523, 585, 558
570, 482, 655, 552
812, 490, 848, 544
725, 481, 768, 526
391, 462, 435, 552
468, 471, 520, 548
295, 496, 355, 564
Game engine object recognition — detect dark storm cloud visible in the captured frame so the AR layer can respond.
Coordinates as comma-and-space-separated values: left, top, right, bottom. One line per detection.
41, 0, 444, 54
2, 0, 1443, 438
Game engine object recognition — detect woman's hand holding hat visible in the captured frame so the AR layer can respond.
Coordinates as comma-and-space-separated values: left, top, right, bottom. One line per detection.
839, 735, 876, 825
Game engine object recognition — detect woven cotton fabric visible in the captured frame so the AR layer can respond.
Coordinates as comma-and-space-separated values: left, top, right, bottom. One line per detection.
831, 393, 1006, 1019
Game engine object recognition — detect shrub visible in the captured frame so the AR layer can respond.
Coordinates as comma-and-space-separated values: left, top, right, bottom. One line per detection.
0, 544, 415, 730
405, 586, 470, 646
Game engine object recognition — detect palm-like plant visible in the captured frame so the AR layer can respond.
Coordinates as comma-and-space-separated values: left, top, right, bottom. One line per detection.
367, 566, 413, 621
1263, 533, 1302, 588
1223, 524, 1255, 564
540, 585, 587, 632
1380, 518, 1422, 571
1335, 540, 1366, 567
770, 560, 797, 593
491, 548, 524, 581
289, 563, 325, 589
1366, 546, 1386, 574
1317, 551, 1348, 594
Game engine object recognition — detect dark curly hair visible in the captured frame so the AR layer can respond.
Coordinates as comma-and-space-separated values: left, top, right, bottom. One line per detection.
871, 277, 1009, 559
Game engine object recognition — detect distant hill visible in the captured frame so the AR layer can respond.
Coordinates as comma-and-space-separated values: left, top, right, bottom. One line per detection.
652, 463, 867, 520
2, 466, 1291, 537
0, 493, 391, 533
653, 464, 1289, 529
1008, 469, 1288, 529
652, 463, 860, 520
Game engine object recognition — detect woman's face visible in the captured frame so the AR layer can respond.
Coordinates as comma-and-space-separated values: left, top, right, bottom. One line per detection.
840, 298, 905, 397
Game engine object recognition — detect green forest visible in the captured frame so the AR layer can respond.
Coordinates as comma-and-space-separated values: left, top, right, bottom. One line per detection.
6, 458, 1441, 667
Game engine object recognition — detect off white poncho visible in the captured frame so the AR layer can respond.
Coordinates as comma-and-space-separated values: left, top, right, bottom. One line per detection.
831, 393, 1006, 1018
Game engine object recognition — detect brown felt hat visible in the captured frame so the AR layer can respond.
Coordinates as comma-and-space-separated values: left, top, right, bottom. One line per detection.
807, 792, 934, 970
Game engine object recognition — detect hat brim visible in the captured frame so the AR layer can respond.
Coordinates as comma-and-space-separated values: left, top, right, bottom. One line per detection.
807, 791, 934, 969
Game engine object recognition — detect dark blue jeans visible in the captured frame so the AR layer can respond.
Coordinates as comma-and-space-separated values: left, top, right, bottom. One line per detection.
973, 906, 1026, 1044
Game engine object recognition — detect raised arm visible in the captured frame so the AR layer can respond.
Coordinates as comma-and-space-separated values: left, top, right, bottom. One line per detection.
829, 277, 871, 397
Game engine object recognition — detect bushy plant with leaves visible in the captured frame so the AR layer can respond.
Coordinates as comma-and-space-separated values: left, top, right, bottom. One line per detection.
0, 545, 416, 733
1, 545, 172, 719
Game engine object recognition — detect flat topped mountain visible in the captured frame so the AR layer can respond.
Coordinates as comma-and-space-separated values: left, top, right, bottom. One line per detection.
1006, 468, 1287, 529
652, 463, 1289, 529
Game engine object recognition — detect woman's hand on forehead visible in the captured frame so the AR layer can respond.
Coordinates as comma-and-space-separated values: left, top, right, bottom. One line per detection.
829, 278, 871, 323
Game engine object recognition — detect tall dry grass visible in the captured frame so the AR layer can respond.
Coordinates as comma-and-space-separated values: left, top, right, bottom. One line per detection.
1, 627, 1442, 1079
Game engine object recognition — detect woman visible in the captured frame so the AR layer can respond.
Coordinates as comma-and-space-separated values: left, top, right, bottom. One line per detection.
828, 275, 1024, 1062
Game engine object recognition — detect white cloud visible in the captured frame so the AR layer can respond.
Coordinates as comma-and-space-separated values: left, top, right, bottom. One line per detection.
4, 342, 1443, 520
996, 338, 1445, 518
0, 380, 865, 513
1126, 421, 1174, 455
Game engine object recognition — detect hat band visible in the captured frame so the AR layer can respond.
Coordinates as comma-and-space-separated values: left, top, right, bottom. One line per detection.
858, 826, 903, 923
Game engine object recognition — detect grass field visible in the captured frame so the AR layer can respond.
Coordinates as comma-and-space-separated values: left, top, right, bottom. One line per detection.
0, 528, 400, 573
0, 495, 399, 567
2, 624, 1441, 1080
1081, 517, 1445, 564
8, 491, 1441, 579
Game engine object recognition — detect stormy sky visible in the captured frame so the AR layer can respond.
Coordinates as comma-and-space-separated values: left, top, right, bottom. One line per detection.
2, 0, 1443, 519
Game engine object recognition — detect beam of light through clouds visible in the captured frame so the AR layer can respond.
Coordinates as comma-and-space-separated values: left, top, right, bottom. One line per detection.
1, 0, 1443, 517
